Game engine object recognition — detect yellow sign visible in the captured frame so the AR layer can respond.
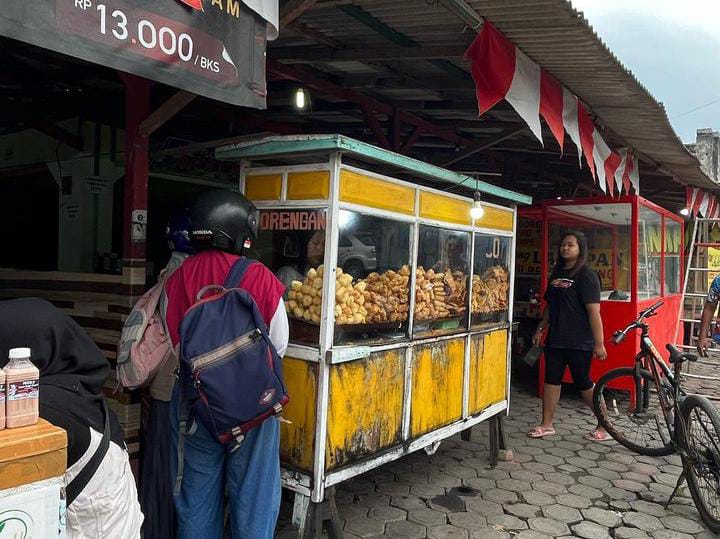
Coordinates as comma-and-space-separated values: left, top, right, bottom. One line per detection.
708, 247, 720, 287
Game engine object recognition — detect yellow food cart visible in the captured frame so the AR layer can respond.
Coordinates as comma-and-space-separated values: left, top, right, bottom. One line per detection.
216, 135, 531, 527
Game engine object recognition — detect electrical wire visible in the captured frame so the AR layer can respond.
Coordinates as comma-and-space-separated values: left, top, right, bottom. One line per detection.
673, 97, 720, 119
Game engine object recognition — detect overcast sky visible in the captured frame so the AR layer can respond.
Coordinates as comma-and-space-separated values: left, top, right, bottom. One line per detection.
570, 0, 720, 143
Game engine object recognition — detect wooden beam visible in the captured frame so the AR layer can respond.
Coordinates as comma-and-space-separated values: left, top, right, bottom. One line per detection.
361, 105, 391, 150
139, 90, 196, 137
269, 44, 468, 63
280, 0, 321, 28
287, 21, 342, 48
401, 126, 424, 154
390, 112, 403, 151
443, 127, 528, 167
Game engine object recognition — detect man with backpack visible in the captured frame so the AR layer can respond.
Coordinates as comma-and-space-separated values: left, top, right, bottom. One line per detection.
163, 189, 289, 538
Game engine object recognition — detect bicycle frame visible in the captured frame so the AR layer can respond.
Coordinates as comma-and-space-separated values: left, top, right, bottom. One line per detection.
613, 300, 690, 452
634, 325, 685, 446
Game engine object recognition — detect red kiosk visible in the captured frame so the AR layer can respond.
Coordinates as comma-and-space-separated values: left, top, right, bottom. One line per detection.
514, 195, 684, 393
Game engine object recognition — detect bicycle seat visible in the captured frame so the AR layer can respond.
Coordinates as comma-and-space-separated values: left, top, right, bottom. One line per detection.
666, 344, 699, 364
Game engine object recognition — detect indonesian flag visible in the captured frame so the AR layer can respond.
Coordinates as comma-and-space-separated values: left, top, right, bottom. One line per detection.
615, 148, 640, 196
540, 71, 564, 152
699, 192, 711, 217
687, 187, 700, 216
708, 196, 718, 219
562, 89, 582, 166
577, 102, 596, 181
465, 22, 641, 194
466, 22, 543, 144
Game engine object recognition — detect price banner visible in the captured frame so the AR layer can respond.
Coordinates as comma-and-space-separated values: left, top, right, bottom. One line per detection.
0, 0, 267, 108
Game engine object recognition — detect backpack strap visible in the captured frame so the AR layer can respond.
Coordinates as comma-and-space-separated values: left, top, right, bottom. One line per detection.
173, 370, 192, 497
66, 399, 111, 506
223, 258, 257, 289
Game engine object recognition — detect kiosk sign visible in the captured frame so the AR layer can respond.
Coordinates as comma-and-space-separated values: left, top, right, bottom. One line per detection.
0, 0, 267, 108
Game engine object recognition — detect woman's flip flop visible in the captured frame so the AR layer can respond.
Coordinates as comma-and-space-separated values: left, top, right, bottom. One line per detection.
583, 429, 612, 442
528, 426, 556, 438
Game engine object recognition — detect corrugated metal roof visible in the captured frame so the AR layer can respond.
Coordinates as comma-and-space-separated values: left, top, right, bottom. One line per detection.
468, 0, 716, 191
269, 0, 716, 198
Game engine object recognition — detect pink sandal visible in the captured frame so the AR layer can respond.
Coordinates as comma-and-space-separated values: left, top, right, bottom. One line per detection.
528, 426, 556, 438
583, 429, 612, 442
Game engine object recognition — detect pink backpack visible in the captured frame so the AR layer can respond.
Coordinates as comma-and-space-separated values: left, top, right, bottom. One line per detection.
116, 257, 185, 389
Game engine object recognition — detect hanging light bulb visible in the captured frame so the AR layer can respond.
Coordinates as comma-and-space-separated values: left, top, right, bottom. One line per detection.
470, 191, 485, 220
680, 208, 690, 216
294, 87, 307, 110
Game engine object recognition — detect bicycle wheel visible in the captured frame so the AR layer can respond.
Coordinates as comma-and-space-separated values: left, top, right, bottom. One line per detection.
681, 394, 720, 533
593, 367, 675, 457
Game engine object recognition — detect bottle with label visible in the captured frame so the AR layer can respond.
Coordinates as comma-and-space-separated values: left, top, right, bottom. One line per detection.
0, 367, 5, 430
5, 348, 39, 428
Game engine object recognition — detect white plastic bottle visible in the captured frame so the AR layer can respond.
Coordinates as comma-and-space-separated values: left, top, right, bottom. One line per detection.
5, 348, 39, 428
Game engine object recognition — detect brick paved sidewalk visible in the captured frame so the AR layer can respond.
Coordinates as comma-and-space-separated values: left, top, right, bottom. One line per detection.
278, 381, 719, 538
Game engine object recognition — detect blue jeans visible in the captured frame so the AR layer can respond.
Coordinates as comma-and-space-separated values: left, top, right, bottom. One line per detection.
170, 386, 281, 538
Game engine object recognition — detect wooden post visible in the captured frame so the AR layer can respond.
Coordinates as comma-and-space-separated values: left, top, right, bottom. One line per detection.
120, 73, 151, 296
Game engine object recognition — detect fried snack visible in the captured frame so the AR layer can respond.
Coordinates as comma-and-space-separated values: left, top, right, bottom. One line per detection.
471, 266, 510, 315
414, 266, 468, 321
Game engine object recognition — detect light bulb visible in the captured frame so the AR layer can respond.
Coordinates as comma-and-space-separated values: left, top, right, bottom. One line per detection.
295, 88, 306, 110
470, 191, 484, 220
680, 208, 690, 216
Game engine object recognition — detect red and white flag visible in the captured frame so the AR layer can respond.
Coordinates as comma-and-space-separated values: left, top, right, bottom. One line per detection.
466, 22, 644, 195
686, 187, 700, 216
699, 192, 711, 217
577, 102, 596, 181
540, 71, 565, 152
562, 89, 582, 166
466, 22, 543, 144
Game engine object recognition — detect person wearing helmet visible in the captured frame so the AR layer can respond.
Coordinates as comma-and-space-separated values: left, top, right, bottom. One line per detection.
162, 189, 289, 538
139, 211, 194, 539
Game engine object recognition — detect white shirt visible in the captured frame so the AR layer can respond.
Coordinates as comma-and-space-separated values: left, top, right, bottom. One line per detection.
64, 429, 143, 538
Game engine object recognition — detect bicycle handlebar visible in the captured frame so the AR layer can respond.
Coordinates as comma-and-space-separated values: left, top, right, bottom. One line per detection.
610, 301, 664, 346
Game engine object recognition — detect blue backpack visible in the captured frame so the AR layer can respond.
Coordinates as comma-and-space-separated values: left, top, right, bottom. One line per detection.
174, 259, 288, 494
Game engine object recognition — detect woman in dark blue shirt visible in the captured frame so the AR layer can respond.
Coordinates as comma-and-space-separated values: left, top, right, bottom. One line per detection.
528, 231, 610, 441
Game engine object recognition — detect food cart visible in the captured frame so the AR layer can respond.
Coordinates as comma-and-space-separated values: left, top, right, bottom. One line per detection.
215, 135, 530, 518
514, 195, 684, 394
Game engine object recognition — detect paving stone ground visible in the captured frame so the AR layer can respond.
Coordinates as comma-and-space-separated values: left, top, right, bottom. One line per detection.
276, 380, 720, 538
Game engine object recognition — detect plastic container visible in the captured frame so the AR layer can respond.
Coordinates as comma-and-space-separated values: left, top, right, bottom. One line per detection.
0, 367, 5, 430
5, 348, 39, 428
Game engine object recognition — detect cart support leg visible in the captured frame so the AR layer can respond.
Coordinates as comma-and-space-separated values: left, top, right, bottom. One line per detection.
489, 414, 513, 467
459, 414, 512, 466
298, 487, 344, 539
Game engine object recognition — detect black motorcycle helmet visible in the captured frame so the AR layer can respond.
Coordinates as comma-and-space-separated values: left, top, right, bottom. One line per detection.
188, 189, 259, 253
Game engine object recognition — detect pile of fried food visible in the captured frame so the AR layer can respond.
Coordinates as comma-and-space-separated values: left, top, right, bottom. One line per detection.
287, 265, 411, 325
287, 263, 510, 326
414, 267, 467, 321
471, 266, 510, 315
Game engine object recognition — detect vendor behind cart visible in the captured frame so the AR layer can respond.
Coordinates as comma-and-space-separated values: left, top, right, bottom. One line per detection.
276, 229, 325, 291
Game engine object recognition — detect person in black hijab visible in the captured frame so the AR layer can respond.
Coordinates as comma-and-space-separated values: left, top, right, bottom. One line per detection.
0, 298, 143, 538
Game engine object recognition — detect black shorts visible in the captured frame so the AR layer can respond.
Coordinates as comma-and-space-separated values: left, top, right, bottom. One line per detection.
544, 347, 593, 391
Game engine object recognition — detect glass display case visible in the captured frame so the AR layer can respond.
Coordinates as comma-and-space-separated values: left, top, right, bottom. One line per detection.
514, 195, 685, 395
413, 226, 470, 337
471, 234, 511, 327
